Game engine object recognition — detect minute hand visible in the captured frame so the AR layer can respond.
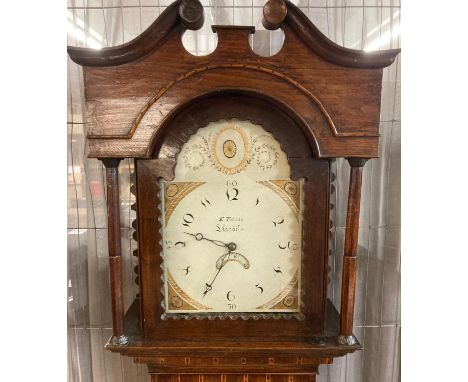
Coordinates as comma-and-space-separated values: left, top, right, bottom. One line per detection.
184, 232, 228, 248
203, 253, 230, 297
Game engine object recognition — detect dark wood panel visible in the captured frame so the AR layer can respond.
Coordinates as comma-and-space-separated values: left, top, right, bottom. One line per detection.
339, 159, 367, 339
135, 160, 164, 336
102, 159, 125, 338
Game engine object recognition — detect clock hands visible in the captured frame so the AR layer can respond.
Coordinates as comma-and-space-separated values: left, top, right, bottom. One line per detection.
184, 232, 237, 251
204, 251, 250, 298
203, 253, 230, 297
203, 251, 251, 298
184, 232, 250, 297
215, 252, 230, 270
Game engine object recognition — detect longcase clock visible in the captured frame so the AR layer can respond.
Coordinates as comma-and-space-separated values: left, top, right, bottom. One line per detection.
68, 0, 400, 380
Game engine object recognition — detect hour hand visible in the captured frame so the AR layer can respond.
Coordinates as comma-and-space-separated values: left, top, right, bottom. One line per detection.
231, 252, 250, 269
184, 232, 228, 248
216, 252, 250, 269
215, 253, 230, 269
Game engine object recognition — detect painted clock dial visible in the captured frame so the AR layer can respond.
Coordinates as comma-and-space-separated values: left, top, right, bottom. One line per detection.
160, 119, 304, 315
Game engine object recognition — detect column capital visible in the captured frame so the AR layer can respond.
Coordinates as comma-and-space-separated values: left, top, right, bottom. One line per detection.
346, 158, 368, 168
100, 158, 123, 168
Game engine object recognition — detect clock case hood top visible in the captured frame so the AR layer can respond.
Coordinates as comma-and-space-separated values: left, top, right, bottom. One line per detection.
68, 0, 400, 379
68, 0, 399, 160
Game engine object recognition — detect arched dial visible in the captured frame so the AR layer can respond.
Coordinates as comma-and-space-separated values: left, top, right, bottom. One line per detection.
161, 120, 304, 314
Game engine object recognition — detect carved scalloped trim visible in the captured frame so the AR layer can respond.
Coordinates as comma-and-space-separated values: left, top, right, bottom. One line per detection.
327, 160, 337, 288
130, 167, 140, 295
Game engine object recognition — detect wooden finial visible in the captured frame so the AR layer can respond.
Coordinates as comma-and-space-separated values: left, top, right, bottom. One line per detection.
262, 0, 287, 30
179, 0, 204, 30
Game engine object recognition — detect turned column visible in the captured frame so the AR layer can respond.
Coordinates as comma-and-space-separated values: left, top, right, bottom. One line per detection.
101, 158, 128, 345
338, 158, 368, 345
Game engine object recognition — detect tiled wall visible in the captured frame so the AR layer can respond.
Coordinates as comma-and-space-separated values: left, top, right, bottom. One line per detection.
67, 1, 400, 381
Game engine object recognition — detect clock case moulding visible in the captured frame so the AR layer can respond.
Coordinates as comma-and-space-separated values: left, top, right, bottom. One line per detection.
68, 0, 400, 379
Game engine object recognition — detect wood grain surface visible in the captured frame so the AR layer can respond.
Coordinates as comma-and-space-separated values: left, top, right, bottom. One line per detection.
339, 159, 367, 337
102, 158, 125, 337
67, 0, 399, 159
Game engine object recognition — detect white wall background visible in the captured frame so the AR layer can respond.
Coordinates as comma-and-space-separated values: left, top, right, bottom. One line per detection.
67, 1, 401, 381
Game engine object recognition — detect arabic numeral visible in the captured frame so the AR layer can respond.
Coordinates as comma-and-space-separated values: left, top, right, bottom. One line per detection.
201, 197, 211, 208
273, 217, 284, 227
182, 213, 194, 227
226, 180, 239, 201
278, 241, 298, 250
226, 187, 239, 201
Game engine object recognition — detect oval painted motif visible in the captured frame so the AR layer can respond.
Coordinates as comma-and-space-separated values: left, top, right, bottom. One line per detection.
210, 123, 251, 175
223, 139, 237, 158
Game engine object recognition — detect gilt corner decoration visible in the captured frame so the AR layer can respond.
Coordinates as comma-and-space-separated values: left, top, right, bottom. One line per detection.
68, 0, 400, 380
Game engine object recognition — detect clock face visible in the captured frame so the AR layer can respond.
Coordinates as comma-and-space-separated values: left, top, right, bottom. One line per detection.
160, 119, 304, 316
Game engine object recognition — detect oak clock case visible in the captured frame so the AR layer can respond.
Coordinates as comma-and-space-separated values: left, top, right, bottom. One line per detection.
161, 119, 304, 317
67, 0, 399, 379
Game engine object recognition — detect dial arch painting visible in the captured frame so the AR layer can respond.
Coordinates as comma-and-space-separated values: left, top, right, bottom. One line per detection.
161, 119, 304, 315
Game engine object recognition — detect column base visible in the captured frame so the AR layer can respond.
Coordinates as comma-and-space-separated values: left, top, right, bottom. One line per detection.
336, 335, 357, 346
109, 334, 129, 346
